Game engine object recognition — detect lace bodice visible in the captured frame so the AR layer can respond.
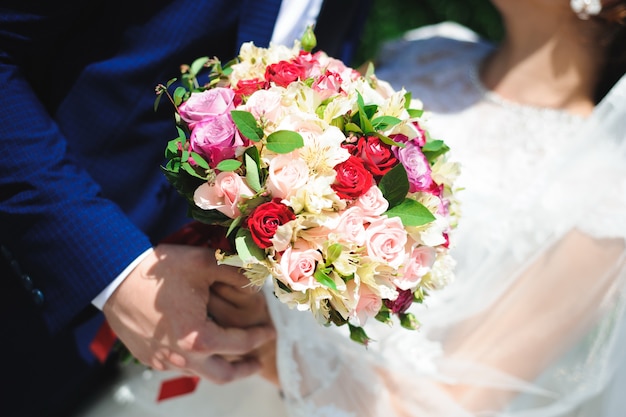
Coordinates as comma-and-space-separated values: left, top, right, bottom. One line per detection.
376, 22, 626, 267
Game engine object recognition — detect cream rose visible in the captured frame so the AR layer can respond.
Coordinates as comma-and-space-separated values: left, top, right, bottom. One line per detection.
266, 153, 310, 200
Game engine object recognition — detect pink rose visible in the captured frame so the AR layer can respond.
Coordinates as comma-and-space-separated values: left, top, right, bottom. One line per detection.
355, 186, 389, 216
311, 70, 343, 101
189, 114, 246, 166
348, 281, 382, 326
364, 216, 408, 268
294, 51, 323, 78
178, 88, 236, 127
393, 139, 433, 193
266, 153, 310, 200
334, 206, 367, 246
193, 172, 254, 218
395, 245, 436, 290
244, 89, 284, 123
279, 243, 323, 291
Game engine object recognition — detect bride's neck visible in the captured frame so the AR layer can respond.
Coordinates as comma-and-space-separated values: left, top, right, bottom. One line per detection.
480, 14, 605, 116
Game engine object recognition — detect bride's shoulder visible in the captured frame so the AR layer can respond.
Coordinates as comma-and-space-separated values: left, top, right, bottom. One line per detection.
375, 21, 493, 73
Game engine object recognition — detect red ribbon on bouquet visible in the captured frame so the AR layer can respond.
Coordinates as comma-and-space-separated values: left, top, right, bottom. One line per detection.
89, 221, 229, 401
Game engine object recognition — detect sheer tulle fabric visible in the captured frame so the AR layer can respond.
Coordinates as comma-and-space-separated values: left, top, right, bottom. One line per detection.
270, 23, 626, 417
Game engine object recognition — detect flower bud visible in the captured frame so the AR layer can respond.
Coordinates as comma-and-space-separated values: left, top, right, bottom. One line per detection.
301, 25, 317, 52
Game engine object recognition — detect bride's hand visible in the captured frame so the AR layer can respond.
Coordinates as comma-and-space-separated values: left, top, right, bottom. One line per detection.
209, 283, 279, 386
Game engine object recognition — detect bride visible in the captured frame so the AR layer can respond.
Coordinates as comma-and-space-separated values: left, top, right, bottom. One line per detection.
79, 0, 626, 416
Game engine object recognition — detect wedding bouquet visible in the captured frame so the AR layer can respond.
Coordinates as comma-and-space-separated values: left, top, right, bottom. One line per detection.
157, 29, 459, 344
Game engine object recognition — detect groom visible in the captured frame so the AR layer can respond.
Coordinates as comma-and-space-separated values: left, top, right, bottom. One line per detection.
0, 0, 371, 416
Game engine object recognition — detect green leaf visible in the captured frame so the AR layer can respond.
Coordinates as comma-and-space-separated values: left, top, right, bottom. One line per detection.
189, 56, 210, 77
166, 77, 178, 88
356, 91, 375, 134
165, 138, 180, 159
245, 153, 262, 192
176, 126, 187, 141
384, 198, 436, 227
226, 215, 242, 237
363, 104, 378, 120
231, 110, 263, 142
164, 157, 181, 173
275, 279, 293, 294
188, 204, 232, 227
244, 145, 261, 166
407, 108, 424, 118
372, 115, 401, 131
173, 86, 187, 106
330, 116, 344, 130
266, 130, 304, 154
314, 267, 337, 290
422, 139, 447, 153
374, 132, 405, 148
421, 139, 450, 162
403, 91, 412, 109
181, 161, 206, 180
348, 324, 371, 346
235, 228, 266, 263
325, 243, 343, 267
378, 164, 409, 208
344, 122, 363, 133
216, 159, 242, 172
189, 152, 210, 169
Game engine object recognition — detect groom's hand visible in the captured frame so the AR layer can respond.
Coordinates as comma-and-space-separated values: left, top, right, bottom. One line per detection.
102, 243, 275, 384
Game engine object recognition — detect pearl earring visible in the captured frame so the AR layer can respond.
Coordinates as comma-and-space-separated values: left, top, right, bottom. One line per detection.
570, 0, 602, 19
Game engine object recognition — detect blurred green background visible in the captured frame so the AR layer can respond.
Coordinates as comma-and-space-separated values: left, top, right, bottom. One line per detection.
354, 0, 504, 65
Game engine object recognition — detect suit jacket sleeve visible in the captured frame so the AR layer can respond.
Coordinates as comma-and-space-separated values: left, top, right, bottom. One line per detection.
0, 4, 153, 333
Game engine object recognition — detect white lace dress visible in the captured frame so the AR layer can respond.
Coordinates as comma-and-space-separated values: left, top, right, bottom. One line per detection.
79, 22, 626, 417
268, 22, 626, 417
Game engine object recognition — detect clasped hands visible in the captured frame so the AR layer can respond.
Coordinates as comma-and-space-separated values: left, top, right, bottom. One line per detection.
102, 243, 279, 385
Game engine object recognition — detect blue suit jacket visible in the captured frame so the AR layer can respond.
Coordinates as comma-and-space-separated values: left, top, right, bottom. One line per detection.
0, 0, 369, 415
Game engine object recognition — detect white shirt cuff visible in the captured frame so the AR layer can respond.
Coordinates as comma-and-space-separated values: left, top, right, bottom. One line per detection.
91, 247, 154, 310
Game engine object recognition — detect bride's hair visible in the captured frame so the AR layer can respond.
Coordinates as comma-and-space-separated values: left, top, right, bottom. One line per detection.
594, 0, 626, 101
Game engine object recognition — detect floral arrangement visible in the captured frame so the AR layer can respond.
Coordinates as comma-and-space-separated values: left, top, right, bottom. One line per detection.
157, 29, 460, 344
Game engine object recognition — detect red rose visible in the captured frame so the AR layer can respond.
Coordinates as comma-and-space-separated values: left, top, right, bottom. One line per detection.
246, 199, 296, 249
353, 136, 398, 179
384, 289, 414, 314
234, 78, 266, 97
264, 60, 306, 87
331, 156, 374, 200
